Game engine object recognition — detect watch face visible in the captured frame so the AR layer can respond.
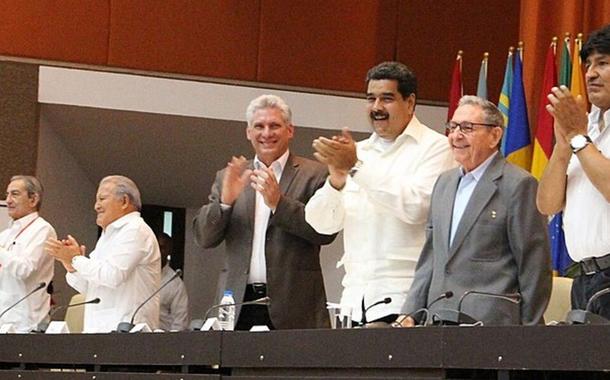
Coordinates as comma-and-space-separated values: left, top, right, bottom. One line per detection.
571, 135, 587, 149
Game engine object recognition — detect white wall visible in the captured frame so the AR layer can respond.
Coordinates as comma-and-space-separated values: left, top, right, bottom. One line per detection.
36, 121, 99, 315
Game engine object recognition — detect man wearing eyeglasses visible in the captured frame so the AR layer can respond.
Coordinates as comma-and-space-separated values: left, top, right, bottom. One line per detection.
400, 96, 551, 326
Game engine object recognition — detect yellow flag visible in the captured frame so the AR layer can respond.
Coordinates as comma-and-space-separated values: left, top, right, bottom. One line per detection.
570, 34, 587, 102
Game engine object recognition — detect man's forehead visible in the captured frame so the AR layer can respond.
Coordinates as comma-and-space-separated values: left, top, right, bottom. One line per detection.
367, 79, 399, 93
7, 180, 25, 192
586, 52, 610, 62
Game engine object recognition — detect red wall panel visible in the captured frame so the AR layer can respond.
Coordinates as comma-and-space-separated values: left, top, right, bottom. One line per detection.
257, 0, 397, 93
0, 0, 110, 64
396, 0, 520, 102
107, 0, 260, 81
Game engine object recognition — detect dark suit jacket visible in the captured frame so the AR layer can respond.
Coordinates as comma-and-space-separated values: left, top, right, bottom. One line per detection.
403, 154, 552, 325
193, 154, 335, 329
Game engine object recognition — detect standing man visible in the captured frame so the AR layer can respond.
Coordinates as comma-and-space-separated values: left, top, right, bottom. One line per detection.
305, 62, 455, 325
46, 175, 160, 333
193, 94, 336, 330
0, 175, 56, 332
402, 96, 551, 326
538, 24, 610, 319
157, 232, 189, 331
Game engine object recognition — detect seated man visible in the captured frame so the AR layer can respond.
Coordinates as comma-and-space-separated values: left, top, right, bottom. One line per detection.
46, 175, 160, 333
401, 96, 552, 326
0, 175, 56, 332
157, 232, 189, 331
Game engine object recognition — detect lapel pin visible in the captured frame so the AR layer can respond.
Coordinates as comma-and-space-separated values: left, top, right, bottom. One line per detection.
491, 210, 497, 219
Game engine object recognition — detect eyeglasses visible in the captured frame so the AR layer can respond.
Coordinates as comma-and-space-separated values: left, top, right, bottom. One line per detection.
445, 121, 499, 135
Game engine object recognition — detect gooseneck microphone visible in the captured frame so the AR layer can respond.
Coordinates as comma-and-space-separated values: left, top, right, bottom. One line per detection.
566, 287, 610, 325
361, 297, 392, 324
190, 296, 272, 331
420, 291, 454, 326
116, 269, 183, 333
430, 290, 521, 326
0, 282, 46, 320
37, 297, 101, 332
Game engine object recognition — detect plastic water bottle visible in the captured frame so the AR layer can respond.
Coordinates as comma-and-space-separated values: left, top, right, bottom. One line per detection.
218, 290, 235, 331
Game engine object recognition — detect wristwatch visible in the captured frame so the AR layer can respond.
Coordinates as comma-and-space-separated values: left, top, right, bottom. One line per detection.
348, 160, 363, 177
570, 134, 592, 154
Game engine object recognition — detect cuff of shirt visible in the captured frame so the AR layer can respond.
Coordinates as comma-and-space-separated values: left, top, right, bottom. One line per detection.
220, 203, 232, 211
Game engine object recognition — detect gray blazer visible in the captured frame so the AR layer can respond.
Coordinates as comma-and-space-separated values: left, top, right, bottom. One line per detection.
403, 154, 552, 325
193, 154, 336, 329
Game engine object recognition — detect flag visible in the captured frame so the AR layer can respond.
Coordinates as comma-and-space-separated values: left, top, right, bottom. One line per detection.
498, 47, 514, 153
447, 50, 463, 121
476, 52, 489, 100
570, 34, 587, 102
531, 39, 557, 180
503, 45, 532, 170
559, 34, 572, 86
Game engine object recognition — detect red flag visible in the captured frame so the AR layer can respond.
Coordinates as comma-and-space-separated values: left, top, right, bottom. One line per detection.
531, 39, 557, 180
447, 51, 463, 122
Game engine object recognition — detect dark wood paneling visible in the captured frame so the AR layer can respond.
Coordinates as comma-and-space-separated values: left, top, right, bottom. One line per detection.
0, 61, 39, 189
0, 1, 109, 64
257, 0, 397, 92
107, 0, 260, 80
396, 0, 521, 102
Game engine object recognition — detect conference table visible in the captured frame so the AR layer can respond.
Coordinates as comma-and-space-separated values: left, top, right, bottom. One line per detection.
0, 325, 608, 379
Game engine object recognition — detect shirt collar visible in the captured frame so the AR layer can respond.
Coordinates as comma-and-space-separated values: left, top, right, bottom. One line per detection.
588, 105, 610, 136
459, 151, 498, 181
364, 115, 424, 152
9, 211, 39, 229
105, 211, 140, 232
254, 149, 290, 175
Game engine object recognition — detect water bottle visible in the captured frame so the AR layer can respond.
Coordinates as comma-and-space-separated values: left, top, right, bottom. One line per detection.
218, 290, 235, 331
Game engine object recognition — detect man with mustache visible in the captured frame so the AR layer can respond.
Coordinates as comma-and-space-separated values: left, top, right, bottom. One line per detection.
401, 96, 551, 326
194, 94, 336, 330
305, 62, 455, 325
538, 24, 610, 319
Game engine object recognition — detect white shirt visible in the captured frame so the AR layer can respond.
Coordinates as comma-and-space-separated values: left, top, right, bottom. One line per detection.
66, 212, 161, 333
159, 265, 189, 331
248, 149, 289, 283
0, 212, 56, 332
450, 152, 497, 246
564, 106, 610, 261
305, 116, 456, 322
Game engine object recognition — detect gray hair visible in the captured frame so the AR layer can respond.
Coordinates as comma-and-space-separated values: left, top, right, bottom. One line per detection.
458, 95, 504, 127
245, 94, 292, 127
99, 175, 142, 211
10, 175, 43, 210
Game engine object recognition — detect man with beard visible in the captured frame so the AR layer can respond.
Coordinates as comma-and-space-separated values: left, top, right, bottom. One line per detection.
305, 62, 455, 325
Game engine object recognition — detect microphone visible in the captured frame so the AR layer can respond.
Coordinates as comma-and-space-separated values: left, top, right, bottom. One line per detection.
395, 291, 453, 327
189, 296, 271, 331
0, 282, 46, 321
566, 287, 610, 325
36, 297, 101, 332
430, 290, 521, 326
361, 297, 392, 324
116, 269, 183, 333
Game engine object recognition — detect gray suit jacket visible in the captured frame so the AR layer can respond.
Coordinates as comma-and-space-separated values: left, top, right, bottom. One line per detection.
403, 154, 552, 325
193, 154, 335, 329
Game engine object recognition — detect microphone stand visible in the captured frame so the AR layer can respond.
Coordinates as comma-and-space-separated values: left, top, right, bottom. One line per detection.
0, 282, 46, 320
566, 287, 610, 325
36, 297, 101, 333
429, 290, 520, 326
116, 269, 183, 333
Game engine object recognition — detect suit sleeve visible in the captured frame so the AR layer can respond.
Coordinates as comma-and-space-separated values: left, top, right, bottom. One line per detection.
401, 198, 436, 321
193, 169, 233, 249
271, 166, 337, 246
508, 177, 552, 325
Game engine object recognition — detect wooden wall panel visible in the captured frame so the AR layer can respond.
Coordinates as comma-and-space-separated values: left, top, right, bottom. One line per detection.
257, 0, 397, 93
0, 62, 39, 189
0, 0, 110, 64
396, 0, 520, 102
107, 0, 260, 80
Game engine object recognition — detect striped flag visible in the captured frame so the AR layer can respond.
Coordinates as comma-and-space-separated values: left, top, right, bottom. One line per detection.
476, 52, 489, 100
503, 45, 532, 170
447, 50, 463, 121
531, 39, 557, 180
559, 34, 572, 86
499, 47, 514, 153
571, 34, 587, 101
